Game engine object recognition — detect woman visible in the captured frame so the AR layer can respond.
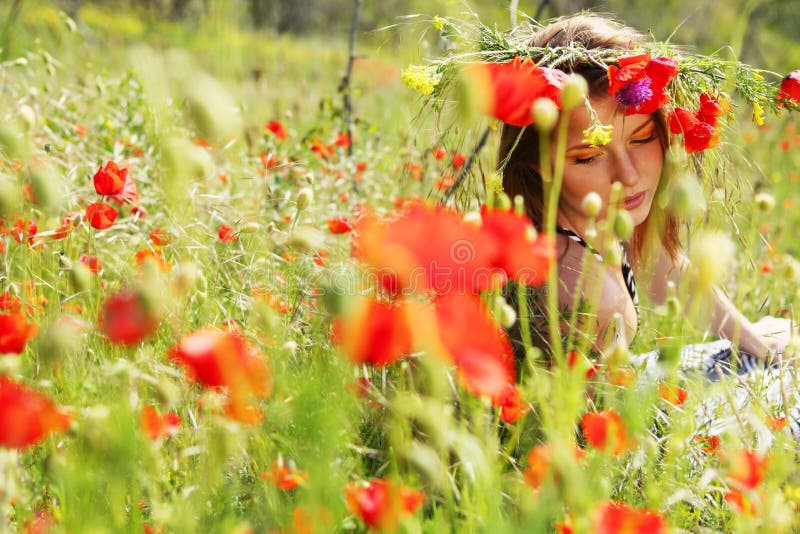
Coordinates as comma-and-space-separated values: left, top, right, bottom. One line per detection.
496, 14, 793, 374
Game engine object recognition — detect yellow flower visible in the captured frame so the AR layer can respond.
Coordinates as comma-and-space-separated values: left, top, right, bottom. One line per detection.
582, 123, 613, 147
485, 172, 504, 195
401, 65, 441, 96
433, 16, 447, 32
753, 102, 765, 126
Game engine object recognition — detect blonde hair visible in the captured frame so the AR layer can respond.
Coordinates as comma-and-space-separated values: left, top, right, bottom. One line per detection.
498, 14, 681, 267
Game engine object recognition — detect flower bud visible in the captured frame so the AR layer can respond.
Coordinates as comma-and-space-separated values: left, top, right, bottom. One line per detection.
462, 211, 482, 228
240, 222, 260, 234
494, 295, 517, 328
581, 192, 602, 218
513, 194, 525, 216
495, 192, 512, 211
296, 187, 314, 211
561, 74, 588, 111
18, 105, 36, 130
173, 261, 200, 295
688, 230, 734, 290
282, 340, 298, 356
531, 98, 559, 132
754, 191, 775, 213
69, 262, 93, 293
613, 210, 634, 240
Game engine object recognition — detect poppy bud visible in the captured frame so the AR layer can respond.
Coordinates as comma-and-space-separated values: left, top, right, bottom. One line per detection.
754, 192, 775, 213
29, 162, 64, 213
183, 73, 242, 144
513, 194, 525, 216
173, 261, 200, 296
462, 211, 482, 228
0, 178, 22, 218
670, 175, 706, 219
581, 192, 602, 218
282, 340, 298, 356
603, 242, 622, 266
296, 187, 314, 211
665, 296, 681, 317
613, 210, 634, 240
265, 222, 277, 234
561, 74, 588, 111
494, 296, 517, 329
19, 105, 36, 130
69, 262, 93, 293
0, 120, 30, 160
240, 222, 260, 234
285, 227, 323, 253
532, 98, 558, 132
37, 316, 83, 367
495, 192, 512, 211
689, 230, 734, 290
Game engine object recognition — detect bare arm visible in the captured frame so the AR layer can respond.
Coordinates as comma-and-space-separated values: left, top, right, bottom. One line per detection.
647, 247, 787, 360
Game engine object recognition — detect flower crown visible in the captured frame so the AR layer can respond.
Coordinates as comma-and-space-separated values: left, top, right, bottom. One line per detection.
403, 17, 800, 156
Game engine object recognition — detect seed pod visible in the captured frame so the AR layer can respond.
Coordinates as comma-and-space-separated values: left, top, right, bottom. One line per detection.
754, 191, 775, 213
581, 192, 602, 218
613, 210, 634, 240
296, 187, 314, 211
531, 98, 558, 132
561, 74, 588, 111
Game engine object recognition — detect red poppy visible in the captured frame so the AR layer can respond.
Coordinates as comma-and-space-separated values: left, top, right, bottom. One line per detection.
310, 139, 335, 159
260, 152, 278, 169
93, 161, 127, 196
433, 292, 516, 398
403, 161, 424, 180
451, 153, 466, 168
726, 449, 767, 490
607, 52, 679, 115
523, 443, 586, 489
334, 132, 351, 148
581, 409, 634, 455
668, 93, 729, 153
493, 382, 527, 423
11, 218, 38, 245
345, 478, 424, 531
218, 224, 238, 243
78, 254, 103, 274
266, 120, 287, 140
22, 511, 55, 534
592, 501, 667, 534
433, 147, 447, 160
331, 296, 414, 367
777, 69, 800, 106
86, 202, 118, 230
0, 292, 23, 313
724, 489, 759, 516
479, 205, 554, 287
766, 415, 787, 430
567, 351, 600, 378
467, 55, 567, 127
327, 217, 353, 234
51, 212, 79, 240
0, 375, 71, 448
110, 171, 139, 206
0, 312, 38, 354
170, 326, 271, 424
658, 382, 688, 405
265, 458, 308, 490
99, 289, 159, 346
140, 404, 180, 440
694, 434, 720, 454
149, 228, 170, 247
352, 202, 501, 295
134, 249, 172, 272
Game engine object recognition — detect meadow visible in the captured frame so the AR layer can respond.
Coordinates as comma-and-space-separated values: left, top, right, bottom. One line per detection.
1, 1, 800, 532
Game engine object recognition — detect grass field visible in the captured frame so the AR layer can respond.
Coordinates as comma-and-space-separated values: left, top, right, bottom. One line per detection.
2, 1, 800, 533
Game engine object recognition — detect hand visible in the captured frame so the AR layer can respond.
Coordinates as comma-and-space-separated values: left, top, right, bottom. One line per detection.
750, 316, 795, 364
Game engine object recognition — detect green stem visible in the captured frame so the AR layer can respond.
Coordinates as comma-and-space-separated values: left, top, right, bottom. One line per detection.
541, 115, 570, 366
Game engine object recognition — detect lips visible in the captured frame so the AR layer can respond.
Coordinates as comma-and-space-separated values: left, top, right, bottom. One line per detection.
624, 191, 646, 210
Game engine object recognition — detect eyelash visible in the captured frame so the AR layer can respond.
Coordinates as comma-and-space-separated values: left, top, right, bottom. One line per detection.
572, 133, 657, 165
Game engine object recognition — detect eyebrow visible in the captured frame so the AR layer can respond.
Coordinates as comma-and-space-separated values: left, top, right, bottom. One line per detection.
565, 118, 656, 152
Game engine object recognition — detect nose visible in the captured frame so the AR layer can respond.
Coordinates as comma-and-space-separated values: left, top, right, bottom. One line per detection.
611, 148, 640, 187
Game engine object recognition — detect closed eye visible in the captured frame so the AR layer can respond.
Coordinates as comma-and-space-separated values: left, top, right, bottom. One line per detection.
630, 133, 657, 145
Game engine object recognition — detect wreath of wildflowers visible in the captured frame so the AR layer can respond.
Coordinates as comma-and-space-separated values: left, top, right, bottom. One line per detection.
401, 15, 800, 201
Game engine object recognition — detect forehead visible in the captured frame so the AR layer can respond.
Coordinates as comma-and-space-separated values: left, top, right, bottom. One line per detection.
565, 94, 653, 141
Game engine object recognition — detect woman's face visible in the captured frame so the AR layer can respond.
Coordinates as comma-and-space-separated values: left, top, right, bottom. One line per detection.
552, 94, 664, 232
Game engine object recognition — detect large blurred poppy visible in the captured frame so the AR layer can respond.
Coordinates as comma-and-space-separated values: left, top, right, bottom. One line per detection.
331, 296, 414, 367
581, 409, 634, 455
467, 55, 567, 127
0, 376, 71, 448
140, 404, 180, 440
99, 290, 159, 346
0, 312, 38, 354
592, 501, 667, 534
